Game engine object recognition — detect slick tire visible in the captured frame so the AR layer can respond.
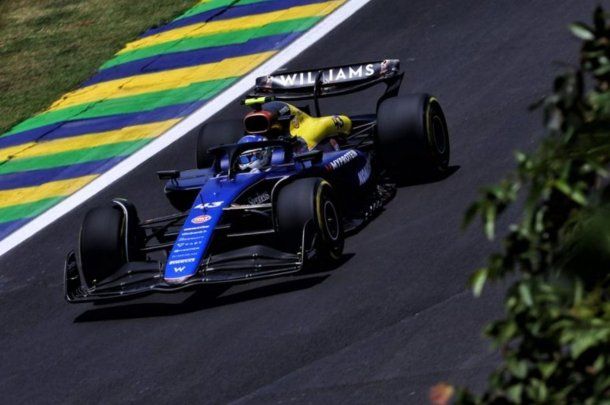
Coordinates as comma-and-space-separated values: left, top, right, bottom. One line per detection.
79, 206, 127, 287
276, 178, 344, 262
196, 120, 245, 169
376, 94, 450, 180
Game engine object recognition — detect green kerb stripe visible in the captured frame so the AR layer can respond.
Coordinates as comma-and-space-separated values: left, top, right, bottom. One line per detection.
0, 197, 64, 223
176, 0, 270, 21
102, 17, 319, 70
2, 78, 237, 138
0, 139, 151, 175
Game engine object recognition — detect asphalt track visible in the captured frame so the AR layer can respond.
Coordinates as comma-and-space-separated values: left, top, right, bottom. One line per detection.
0, 1, 597, 403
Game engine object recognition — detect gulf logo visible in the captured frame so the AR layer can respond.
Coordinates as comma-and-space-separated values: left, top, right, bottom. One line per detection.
191, 215, 212, 225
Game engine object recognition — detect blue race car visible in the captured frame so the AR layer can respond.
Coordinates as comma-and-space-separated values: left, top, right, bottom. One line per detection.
65, 59, 450, 303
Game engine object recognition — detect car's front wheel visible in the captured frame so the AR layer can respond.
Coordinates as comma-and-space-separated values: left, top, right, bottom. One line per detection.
276, 178, 344, 262
79, 201, 143, 287
79, 206, 126, 287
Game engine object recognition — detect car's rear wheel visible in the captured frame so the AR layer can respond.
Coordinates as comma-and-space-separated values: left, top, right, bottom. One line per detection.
196, 120, 245, 169
276, 178, 344, 262
376, 94, 450, 180
79, 206, 126, 287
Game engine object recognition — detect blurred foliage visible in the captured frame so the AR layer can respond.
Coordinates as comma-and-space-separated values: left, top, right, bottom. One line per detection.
453, 6, 610, 404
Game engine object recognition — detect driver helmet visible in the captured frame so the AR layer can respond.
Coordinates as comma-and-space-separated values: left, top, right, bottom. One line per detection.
237, 135, 272, 172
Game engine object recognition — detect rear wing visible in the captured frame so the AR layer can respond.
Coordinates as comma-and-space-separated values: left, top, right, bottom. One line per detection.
249, 59, 403, 115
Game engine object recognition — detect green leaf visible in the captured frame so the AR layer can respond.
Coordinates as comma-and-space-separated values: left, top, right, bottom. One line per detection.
538, 362, 557, 379
507, 384, 523, 402
574, 279, 584, 305
529, 379, 549, 402
470, 268, 488, 297
484, 204, 497, 240
518, 283, 533, 307
507, 359, 528, 379
514, 150, 528, 163
593, 63, 610, 76
497, 320, 518, 343
463, 203, 480, 229
571, 329, 610, 358
554, 180, 588, 205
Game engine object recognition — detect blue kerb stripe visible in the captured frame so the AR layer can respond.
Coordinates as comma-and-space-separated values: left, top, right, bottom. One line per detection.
0, 218, 30, 235
141, 0, 326, 38
0, 157, 124, 190
85, 33, 298, 86
0, 100, 207, 149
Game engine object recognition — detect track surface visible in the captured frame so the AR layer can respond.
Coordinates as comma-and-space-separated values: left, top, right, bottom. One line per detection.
0, 1, 596, 403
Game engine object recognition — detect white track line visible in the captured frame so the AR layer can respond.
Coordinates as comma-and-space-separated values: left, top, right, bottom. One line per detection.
0, 0, 373, 257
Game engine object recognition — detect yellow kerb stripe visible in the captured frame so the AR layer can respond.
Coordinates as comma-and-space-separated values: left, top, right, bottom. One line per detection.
0, 175, 98, 208
0, 119, 180, 162
119, 1, 344, 54
48, 51, 275, 111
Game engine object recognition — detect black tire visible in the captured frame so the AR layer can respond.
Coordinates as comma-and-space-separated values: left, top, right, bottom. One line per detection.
197, 120, 244, 169
276, 178, 344, 261
376, 94, 450, 179
79, 206, 126, 287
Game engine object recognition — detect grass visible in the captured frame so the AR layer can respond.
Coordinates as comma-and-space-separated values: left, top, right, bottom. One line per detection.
0, 0, 199, 135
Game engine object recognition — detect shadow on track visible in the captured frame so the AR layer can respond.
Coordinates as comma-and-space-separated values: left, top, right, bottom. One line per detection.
396, 165, 460, 188
74, 254, 354, 323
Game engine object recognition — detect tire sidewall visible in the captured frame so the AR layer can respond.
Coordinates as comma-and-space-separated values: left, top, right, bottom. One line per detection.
79, 206, 126, 287
314, 181, 344, 260
276, 178, 344, 261
376, 94, 450, 178
425, 97, 450, 172
197, 120, 245, 169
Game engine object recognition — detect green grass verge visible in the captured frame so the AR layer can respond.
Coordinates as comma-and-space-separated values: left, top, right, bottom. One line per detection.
0, 0, 199, 135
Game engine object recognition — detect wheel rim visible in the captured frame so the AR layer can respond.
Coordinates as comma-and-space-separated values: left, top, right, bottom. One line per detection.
323, 200, 340, 241
431, 114, 447, 155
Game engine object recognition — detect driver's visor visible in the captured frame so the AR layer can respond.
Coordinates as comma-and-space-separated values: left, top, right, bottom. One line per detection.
239, 149, 264, 165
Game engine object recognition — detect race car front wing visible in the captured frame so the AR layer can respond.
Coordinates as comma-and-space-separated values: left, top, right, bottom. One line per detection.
65, 244, 304, 303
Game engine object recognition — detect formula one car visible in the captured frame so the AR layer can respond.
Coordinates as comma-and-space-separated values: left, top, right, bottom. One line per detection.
65, 59, 450, 303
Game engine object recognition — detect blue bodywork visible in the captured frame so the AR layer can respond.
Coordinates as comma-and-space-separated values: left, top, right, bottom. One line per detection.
163, 146, 371, 283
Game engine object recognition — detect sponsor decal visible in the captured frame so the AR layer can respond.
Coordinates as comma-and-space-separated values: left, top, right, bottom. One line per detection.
173, 266, 186, 273
332, 115, 344, 129
194, 201, 223, 210
175, 239, 203, 245
181, 230, 206, 236
182, 225, 209, 231
170, 253, 197, 259
177, 242, 202, 247
358, 158, 372, 185
168, 258, 196, 265
290, 110, 304, 129
247, 191, 271, 205
191, 215, 212, 224
273, 65, 375, 88
326, 150, 358, 171
259, 60, 399, 90
174, 247, 199, 253
177, 236, 204, 242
